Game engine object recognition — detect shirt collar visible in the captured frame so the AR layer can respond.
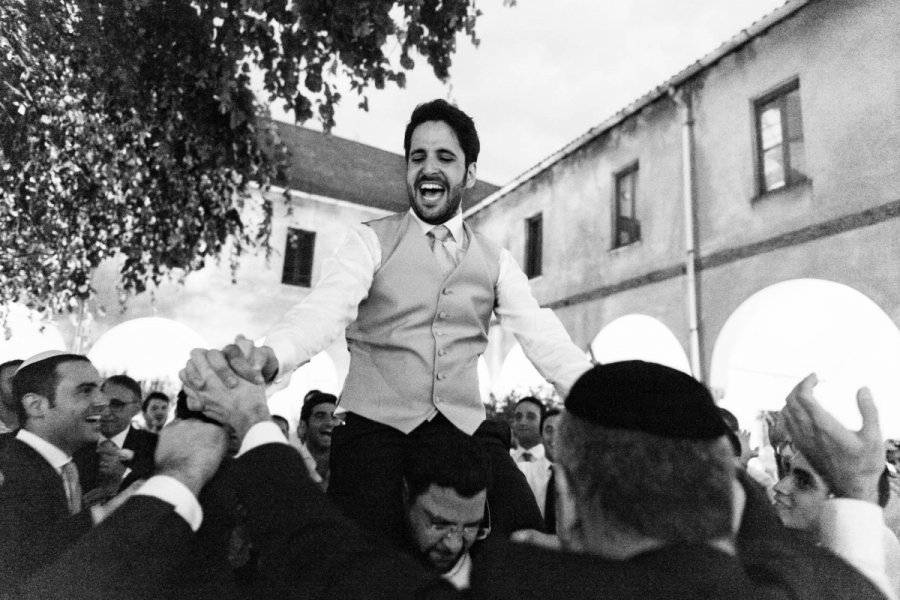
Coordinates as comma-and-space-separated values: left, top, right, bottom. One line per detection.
513, 443, 546, 461
103, 425, 130, 448
408, 209, 464, 243
16, 429, 71, 473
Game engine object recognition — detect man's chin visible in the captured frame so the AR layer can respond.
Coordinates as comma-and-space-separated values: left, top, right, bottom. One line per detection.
429, 552, 461, 573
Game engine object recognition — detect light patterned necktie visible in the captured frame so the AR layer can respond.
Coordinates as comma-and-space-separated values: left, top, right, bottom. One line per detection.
522, 451, 533, 462
60, 460, 82, 515
428, 225, 457, 276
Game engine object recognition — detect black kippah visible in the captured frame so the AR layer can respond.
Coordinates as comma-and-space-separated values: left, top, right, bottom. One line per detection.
565, 361, 728, 440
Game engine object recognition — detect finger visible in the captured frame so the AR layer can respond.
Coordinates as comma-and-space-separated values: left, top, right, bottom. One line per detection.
223, 344, 262, 385
856, 387, 882, 441
234, 334, 255, 358
206, 349, 239, 388
180, 360, 206, 391
183, 387, 204, 412
510, 529, 562, 550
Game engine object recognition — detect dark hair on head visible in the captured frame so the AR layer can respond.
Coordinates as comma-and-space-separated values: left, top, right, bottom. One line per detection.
142, 391, 171, 412
404, 430, 492, 502
717, 408, 742, 458
0, 359, 24, 410
103, 374, 143, 403
12, 354, 91, 424
556, 411, 735, 543
0, 359, 24, 374
542, 407, 562, 433
403, 99, 480, 167
300, 392, 337, 423
515, 396, 546, 422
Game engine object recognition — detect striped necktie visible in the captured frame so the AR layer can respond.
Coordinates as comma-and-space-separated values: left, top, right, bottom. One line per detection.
428, 225, 457, 276
60, 460, 82, 515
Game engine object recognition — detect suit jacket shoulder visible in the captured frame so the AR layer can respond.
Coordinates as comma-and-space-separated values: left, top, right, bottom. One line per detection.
0, 439, 93, 594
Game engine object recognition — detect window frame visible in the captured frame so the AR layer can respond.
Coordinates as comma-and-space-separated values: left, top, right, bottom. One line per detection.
281, 227, 316, 288
524, 212, 543, 279
753, 78, 806, 195
612, 162, 640, 250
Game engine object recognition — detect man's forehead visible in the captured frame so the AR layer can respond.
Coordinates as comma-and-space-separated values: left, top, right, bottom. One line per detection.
102, 381, 138, 401
310, 402, 336, 415
409, 120, 462, 152
56, 360, 100, 386
515, 403, 540, 416
416, 484, 486, 519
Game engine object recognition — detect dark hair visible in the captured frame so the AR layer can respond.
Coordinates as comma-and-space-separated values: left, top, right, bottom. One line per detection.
142, 391, 171, 412
878, 466, 892, 508
404, 430, 492, 502
0, 359, 24, 410
514, 396, 546, 422
300, 392, 337, 423
12, 354, 91, 424
556, 411, 735, 543
103, 374, 143, 403
403, 99, 480, 167
542, 407, 562, 433
717, 408, 742, 458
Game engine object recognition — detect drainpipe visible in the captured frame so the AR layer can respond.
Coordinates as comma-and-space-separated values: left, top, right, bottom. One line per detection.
669, 86, 704, 382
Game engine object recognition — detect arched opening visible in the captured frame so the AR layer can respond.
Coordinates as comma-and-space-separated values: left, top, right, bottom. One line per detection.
268, 351, 340, 434
590, 314, 691, 374
711, 279, 900, 442
496, 343, 554, 402
87, 317, 209, 390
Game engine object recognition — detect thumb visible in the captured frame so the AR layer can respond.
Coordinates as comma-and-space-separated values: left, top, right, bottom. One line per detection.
856, 386, 881, 440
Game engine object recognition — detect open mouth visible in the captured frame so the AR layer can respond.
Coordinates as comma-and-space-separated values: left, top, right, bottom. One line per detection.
418, 180, 446, 202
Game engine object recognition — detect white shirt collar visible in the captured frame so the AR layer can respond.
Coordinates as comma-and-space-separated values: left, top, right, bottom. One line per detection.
408, 209, 464, 244
512, 443, 546, 461
103, 425, 130, 448
441, 551, 472, 590
16, 429, 71, 473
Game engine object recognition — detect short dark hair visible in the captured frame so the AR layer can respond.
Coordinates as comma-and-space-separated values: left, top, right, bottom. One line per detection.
142, 391, 170, 412
403, 99, 480, 167
0, 359, 24, 410
12, 354, 91, 424
541, 407, 561, 433
556, 411, 735, 543
300, 391, 337, 423
515, 396, 546, 422
404, 430, 492, 503
103, 374, 142, 402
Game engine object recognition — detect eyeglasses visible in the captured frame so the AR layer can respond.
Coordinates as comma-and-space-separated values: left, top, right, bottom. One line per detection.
428, 500, 492, 542
96, 399, 137, 412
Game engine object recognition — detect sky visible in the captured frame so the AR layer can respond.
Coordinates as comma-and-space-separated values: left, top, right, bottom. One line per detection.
272, 0, 789, 185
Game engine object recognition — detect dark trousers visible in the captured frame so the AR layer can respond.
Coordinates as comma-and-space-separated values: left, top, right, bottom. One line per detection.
327, 411, 545, 547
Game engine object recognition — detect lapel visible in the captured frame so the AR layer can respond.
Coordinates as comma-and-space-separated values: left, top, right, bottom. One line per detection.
3, 438, 69, 517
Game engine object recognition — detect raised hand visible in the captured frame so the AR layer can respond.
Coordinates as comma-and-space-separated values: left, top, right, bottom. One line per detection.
782, 373, 883, 503
153, 417, 229, 497
179, 335, 279, 391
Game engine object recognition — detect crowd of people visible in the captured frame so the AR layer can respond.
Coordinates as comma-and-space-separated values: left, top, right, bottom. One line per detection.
1, 99, 898, 599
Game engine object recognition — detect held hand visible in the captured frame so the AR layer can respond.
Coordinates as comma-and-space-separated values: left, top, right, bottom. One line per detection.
182, 349, 271, 442
783, 373, 883, 503
91, 479, 145, 523
97, 441, 128, 481
178, 337, 278, 391
510, 529, 562, 551
154, 418, 228, 497
738, 430, 759, 468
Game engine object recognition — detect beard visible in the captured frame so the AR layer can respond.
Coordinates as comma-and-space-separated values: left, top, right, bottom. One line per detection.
407, 173, 465, 225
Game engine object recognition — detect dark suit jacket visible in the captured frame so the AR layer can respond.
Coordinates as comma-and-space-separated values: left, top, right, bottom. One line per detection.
0, 437, 93, 594
73, 426, 158, 493
11, 443, 890, 600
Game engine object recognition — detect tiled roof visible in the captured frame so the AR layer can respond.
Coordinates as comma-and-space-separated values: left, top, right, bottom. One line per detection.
260, 118, 499, 213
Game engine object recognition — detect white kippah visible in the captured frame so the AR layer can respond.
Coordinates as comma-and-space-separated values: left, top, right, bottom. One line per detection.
16, 349, 74, 373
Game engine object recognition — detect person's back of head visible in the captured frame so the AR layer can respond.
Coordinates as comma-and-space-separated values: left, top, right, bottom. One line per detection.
0, 359, 24, 429
555, 361, 735, 558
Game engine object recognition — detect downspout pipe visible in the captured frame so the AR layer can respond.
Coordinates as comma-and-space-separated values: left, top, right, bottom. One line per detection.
669, 86, 704, 382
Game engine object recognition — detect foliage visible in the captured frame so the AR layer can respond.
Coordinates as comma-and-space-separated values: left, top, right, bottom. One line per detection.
0, 0, 487, 320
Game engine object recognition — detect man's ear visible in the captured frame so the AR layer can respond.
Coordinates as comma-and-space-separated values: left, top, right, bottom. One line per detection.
554, 467, 586, 552
297, 421, 307, 441
22, 393, 48, 420
464, 162, 477, 189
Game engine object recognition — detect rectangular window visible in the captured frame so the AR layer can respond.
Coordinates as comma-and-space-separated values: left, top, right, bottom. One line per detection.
613, 164, 640, 249
755, 80, 807, 193
525, 213, 542, 279
282, 227, 316, 287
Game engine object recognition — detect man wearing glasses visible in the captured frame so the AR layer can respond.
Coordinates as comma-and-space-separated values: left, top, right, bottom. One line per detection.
403, 432, 491, 589
73, 374, 157, 504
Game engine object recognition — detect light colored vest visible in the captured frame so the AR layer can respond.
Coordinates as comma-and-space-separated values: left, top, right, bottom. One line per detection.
341, 212, 501, 435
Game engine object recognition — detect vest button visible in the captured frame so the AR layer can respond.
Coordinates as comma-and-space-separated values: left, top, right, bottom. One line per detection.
438, 311, 449, 319
437, 349, 447, 357
443, 288, 453, 295
436, 373, 446, 381
434, 396, 442, 404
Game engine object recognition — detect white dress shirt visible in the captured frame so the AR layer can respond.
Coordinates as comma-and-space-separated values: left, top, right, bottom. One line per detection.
265, 209, 592, 399
511, 443, 552, 516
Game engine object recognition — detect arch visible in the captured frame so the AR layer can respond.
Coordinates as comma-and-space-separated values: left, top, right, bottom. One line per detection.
268, 351, 340, 431
590, 314, 691, 374
0, 304, 66, 363
87, 317, 208, 389
496, 343, 553, 401
710, 279, 900, 439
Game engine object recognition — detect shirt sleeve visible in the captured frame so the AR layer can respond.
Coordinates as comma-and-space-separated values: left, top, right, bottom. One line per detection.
134, 475, 204, 532
819, 498, 898, 600
236, 421, 290, 457
494, 248, 593, 399
265, 223, 380, 376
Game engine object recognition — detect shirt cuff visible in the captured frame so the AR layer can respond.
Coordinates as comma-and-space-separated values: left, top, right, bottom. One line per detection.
135, 475, 204, 532
236, 421, 289, 457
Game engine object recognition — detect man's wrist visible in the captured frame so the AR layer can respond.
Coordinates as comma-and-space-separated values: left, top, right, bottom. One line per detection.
233, 404, 271, 441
